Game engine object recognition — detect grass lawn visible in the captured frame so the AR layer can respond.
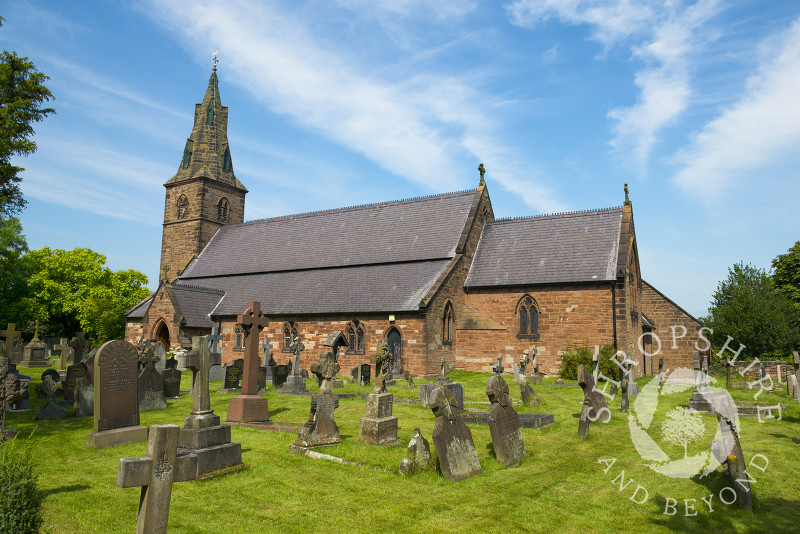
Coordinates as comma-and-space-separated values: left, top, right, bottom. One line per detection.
4, 365, 799, 533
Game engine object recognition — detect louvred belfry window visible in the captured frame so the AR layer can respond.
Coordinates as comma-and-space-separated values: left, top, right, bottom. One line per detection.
177, 195, 189, 219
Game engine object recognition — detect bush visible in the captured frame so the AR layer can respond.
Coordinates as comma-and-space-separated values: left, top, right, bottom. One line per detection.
558, 343, 620, 381
0, 437, 43, 534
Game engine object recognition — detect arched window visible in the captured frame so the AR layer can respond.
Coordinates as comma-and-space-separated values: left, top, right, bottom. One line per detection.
283, 321, 298, 352
205, 105, 214, 125
177, 195, 189, 219
517, 295, 539, 339
181, 140, 193, 169
345, 320, 365, 354
217, 197, 229, 222
234, 326, 245, 351
222, 146, 232, 172
442, 301, 453, 345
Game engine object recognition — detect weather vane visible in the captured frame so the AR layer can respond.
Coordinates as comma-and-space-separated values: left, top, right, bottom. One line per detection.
212, 51, 219, 71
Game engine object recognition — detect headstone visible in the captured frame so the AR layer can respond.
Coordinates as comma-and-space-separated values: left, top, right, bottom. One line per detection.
226, 301, 270, 423
294, 350, 341, 447
208, 365, 225, 382
693, 351, 702, 391
359, 389, 400, 446
371, 341, 391, 393
556, 378, 564, 386
300, 368, 309, 380
430, 386, 481, 481
116, 424, 198, 534
486, 374, 524, 467
403, 370, 415, 388
86, 340, 147, 448
1, 358, 28, 440
68, 332, 91, 365
323, 330, 349, 361
578, 364, 610, 424
443, 382, 464, 410
54, 338, 72, 378
351, 364, 371, 387
179, 336, 242, 478
152, 341, 167, 373
37, 368, 63, 398
279, 335, 309, 395
208, 326, 224, 381
419, 382, 436, 408
221, 359, 244, 393
162, 357, 181, 399
790, 375, 800, 405
260, 339, 273, 386
531, 347, 542, 385
73, 376, 94, 418
272, 364, 290, 389
138, 346, 168, 412
35, 375, 68, 420
513, 356, 539, 406
331, 378, 344, 389
20, 322, 48, 368
592, 345, 600, 383
710, 399, 753, 512
437, 356, 452, 384
4, 363, 30, 412
399, 428, 432, 475
0, 324, 22, 361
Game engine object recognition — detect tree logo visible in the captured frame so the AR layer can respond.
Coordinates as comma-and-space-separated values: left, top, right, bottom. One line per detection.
628, 368, 738, 478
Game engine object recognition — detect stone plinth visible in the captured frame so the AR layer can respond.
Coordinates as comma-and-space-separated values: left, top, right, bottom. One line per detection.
277, 374, 309, 396
294, 392, 340, 448
226, 394, 269, 423
86, 425, 148, 449
359, 392, 400, 446
178, 413, 242, 479
20, 339, 48, 368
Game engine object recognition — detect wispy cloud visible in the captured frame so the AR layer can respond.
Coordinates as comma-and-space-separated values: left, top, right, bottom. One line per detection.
673, 17, 800, 196
144, 0, 567, 213
507, 0, 723, 172
335, 0, 478, 20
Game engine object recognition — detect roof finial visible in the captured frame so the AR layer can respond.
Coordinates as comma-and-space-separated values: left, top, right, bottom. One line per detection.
478, 163, 485, 186
212, 51, 219, 72
624, 182, 631, 206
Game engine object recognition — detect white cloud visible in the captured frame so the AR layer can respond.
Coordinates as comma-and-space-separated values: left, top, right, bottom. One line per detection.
335, 0, 477, 20
144, 0, 567, 213
673, 18, 800, 196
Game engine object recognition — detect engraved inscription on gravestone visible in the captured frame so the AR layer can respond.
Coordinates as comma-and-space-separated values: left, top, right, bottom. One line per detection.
95, 340, 139, 432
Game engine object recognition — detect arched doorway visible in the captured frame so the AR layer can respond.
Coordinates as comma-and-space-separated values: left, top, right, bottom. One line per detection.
387, 327, 402, 376
153, 320, 170, 349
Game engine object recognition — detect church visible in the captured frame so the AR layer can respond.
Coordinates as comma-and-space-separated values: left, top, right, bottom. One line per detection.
124, 67, 702, 378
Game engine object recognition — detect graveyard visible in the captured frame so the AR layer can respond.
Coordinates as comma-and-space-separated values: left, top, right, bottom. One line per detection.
2, 354, 799, 533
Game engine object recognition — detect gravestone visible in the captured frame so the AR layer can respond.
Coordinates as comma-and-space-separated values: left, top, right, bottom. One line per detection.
138, 346, 168, 412
35, 375, 68, 420
430, 385, 481, 482
437, 357, 453, 384
513, 355, 540, 406
530, 347, 542, 385
20, 322, 48, 368
443, 382, 464, 410
351, 364, 371, 387
419, 382, 436, 408
4, 362, 29, 412
1, 358, 28, 440
117, 424, 198, 534
226, 301, 270, 423
372, 341, 391, 393
790, 375, 800, 406
1, 324, 22, 362
300, 368, 309, 380
592, 345, 601, 383
73, 349, 95, 418
152, 341, 167, 373
399, 428, 433, 475
162, 357, 181, 399
64, 358, 87, 402
54, 338, 72, 379
68, 332, 91, 365
620, 361, 631, 413
360, 379, 400, 447
179, 335, 242, 478
37, 368, 63, 399
221, 359, 244, 393
208, 325, 225, 381
710, 398, 753, 512
86, 340, 147, 448
261, 339, 273, 386
486, 373, 524, 467
404, 370, 415, 388
273, 364, 290, 389
294, 351, 341, 447
578, 364, 610, 424
279, 335, 309, 395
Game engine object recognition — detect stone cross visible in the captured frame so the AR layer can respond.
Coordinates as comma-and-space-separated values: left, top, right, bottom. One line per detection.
592, 345, 600, 383
31, 320, 41, 341
440, 357, 447, 378
492, 355, 504, 374
184, 336, 221, 415
55, 338, 71, 371
116, 424, 198, 534
69, 332, 91, 363
289, 336, 305, 376
140, 347, 160, 373
208, 325, 223, 356
519, 351, 529, 375
531, 347, 540, 382
236, 301, 269, 395
0, 324, 22, 360
260, 338, 272, 366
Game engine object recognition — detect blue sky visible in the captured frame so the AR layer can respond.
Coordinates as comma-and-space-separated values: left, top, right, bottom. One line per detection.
2, 0, 798, 318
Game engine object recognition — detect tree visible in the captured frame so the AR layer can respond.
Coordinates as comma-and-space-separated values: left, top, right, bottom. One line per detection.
703, 262, 799, 359
13, 247, 150, 343
0, 217, 27, 327
0, 17, 56, 217
772, 241, 800, 317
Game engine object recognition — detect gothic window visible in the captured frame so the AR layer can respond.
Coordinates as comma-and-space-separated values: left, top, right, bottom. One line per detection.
345, 320, 365, 354
222, 146, 232, 172
283, 321, 298, 352
177, 195, 189, 220
181, 140, 193, 169
234, 326, 245, 351
205, 105, 214, 125
517, 295, 539, 340
442, 301, 453, 345
217, 197, 229, 222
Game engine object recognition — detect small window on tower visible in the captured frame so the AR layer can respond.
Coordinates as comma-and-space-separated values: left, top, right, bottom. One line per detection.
222, 146, 232, 172
218, 198, 229, 222
206, 105, 214, 125
177, 195, 189, 220
181, 140, 193, 169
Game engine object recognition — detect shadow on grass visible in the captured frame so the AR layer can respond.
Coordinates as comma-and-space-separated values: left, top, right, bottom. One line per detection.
269, 407, 290, 417
41, 484, 90, 498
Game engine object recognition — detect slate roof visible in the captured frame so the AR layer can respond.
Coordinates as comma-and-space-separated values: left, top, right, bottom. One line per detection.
168, 284, 225, 327
464, 207, 623, 288
126, 295, 154, 318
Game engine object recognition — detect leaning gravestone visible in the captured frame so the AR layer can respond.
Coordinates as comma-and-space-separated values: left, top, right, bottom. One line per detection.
138, 346, 168, 411
486, 373, 524, 467
220, 359, 244, 393
513, 356, 540, 406
578, 363, 610, 423
430, 385, 481, 482
162, 357, 181, 399
399, 428, 433, 475
35, 375, 68, 420
293, 351, 341, 448
117, 424, 198, 534
86, 340, 147, 448
710, 396, 753, 512
443, 382, 464, 410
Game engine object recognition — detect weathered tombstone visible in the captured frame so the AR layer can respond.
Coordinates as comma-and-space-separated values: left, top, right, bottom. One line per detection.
403, 370, 415, 388
513, 356, 540, 406
138, 346, 168, 412
351, 364, 371, 387
117, 424, 198, 534
272, 364, 290, 388
68, 332, 92, 365
54, 338, 72, 378
0, 324, 22, 362
323, 330, 349, 362
178, 336, 242, 478
360, 352, 400, 446
86, 340, 147, 448
35, 375, 68, 420
790, 375, 800, 406
294, 351, 341, 447
399, 428, 432, 475
419, 382, 436, 408
531, 347, 542, 385
260, 338, 273, 386
4, 362, 30, 412
710, 398, 753, 512
207, 325, 225, 381
486, 373, 524, 467
1, 358, 28, 440
300, 368, 309, 380
280, 335, 309, 395
20, 321, 48, 368
226, 301, 270, 423
152, 341, 167, 373
372, 341, 391, 393
592, 345, 600, 383
162, 357, 181, 399
73, 376, 93, 418
220, 359, 244, 393
430, 386, 481, 481
437, 356, 452, 384
578, 364, 610, 424
443, 382, 464, 410
37, 368, 63, 398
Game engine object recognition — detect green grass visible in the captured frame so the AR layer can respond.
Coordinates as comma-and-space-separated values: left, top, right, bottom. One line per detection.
4, 366, 799, 533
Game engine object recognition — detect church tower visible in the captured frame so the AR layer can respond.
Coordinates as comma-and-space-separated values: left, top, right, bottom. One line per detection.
160, 64, 247, 281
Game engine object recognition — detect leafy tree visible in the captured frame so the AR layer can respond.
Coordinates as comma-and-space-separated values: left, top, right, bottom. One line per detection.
0, 17, 56, 217
13, 247, 150, 343
703, 262, 799, 360
0, 217, 27, 327
558, 342, 620, 381
772, 240, 800, 317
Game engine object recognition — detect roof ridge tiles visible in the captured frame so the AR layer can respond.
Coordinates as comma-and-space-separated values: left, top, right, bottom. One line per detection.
171, 282, 226, 294
232, 188, 478, 227
492, 205, 622, 223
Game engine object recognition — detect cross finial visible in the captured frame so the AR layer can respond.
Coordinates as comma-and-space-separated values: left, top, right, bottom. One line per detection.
212, 51, 219, 71
478, 163, 485, 186
624, 183, 631, 206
